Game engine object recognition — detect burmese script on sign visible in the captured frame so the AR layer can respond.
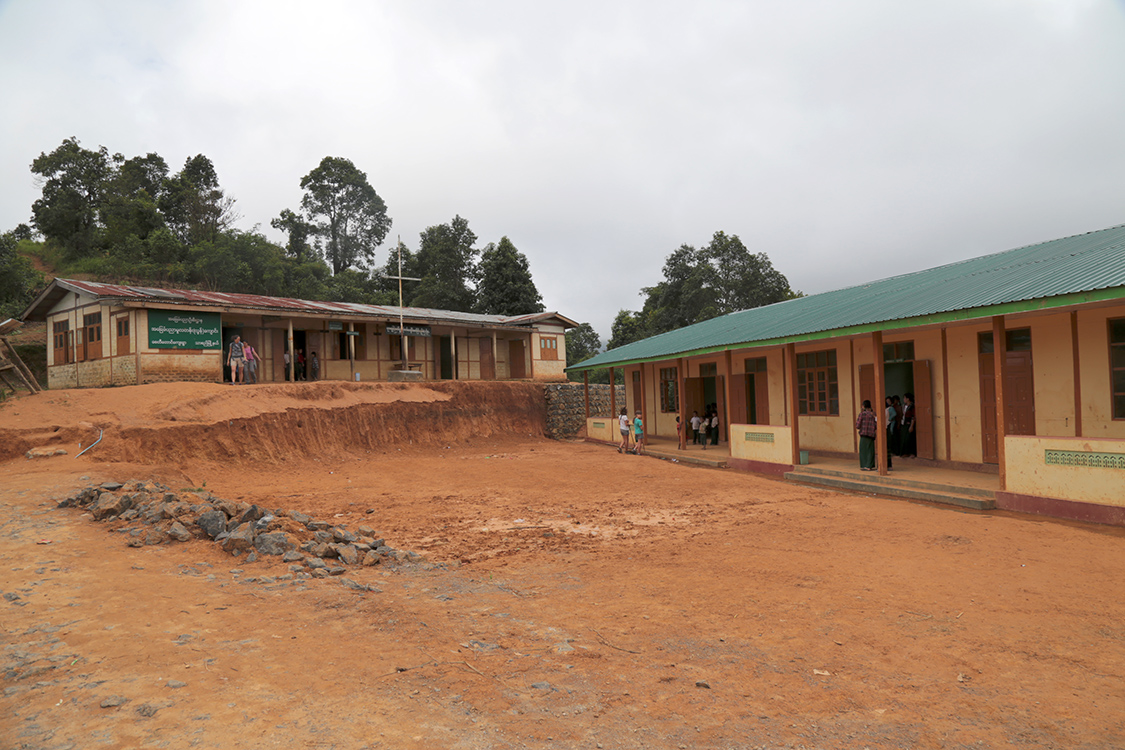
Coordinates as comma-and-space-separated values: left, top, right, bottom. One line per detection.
147, 310, 222, 349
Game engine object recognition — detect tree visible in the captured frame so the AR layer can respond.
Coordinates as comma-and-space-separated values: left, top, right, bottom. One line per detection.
372, 239, 418, 305
299, 157, 391, 275
703, 231, 791, 313
30, 137, 114, 258
607, 309, 646, 351
271, 208, 316, 262
160, 154, 238, 246
475, 236, 544, 315
565, 322, 601, 366
638, 243, 715, 335
410, 215, 478, 311
0, 231, 44, 318
116, 153, 169, 203
632, 231, 794, 339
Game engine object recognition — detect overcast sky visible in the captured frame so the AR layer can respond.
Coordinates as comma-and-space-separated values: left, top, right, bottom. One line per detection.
2, 0, 1124, 342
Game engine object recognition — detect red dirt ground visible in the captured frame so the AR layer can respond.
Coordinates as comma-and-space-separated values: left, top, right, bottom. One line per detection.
1, 381, 1123, 750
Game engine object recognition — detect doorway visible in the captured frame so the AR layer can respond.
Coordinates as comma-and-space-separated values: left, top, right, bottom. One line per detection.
858, 358, 934, 459
509, 339, 526, 379
480, 338, 495, 380
978, 328, 1035, 463
439, 336, 453, 379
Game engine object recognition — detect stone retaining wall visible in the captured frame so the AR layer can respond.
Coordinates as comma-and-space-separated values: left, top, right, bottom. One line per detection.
545, 383, 626, 438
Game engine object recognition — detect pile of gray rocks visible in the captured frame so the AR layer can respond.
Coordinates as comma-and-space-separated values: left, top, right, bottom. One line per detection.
57, 479, 420, 578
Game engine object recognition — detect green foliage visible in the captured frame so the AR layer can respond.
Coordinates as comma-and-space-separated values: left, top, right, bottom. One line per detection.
410, 215, 478, 312
159, 154, 238, 246
565, 322, 601, 366
271, 208, 317, 262
0, 234, 45, 319
300, 157, 391, 275
475, 237, 544, 316
612, 230, 794, 349
30, 137, 114, 259
18, 138, 553, 322
607, 309, 646, 351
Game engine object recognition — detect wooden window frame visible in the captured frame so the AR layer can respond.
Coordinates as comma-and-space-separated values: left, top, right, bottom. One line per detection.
83, 312, 103, 360
882, 341, 914, 362
745, 356, 767, 373
52, 320, 71, 365
1111, 318, 1125, 420
115, 315, 131, 355
659, 366, 678, 412
796, 349, 838, 416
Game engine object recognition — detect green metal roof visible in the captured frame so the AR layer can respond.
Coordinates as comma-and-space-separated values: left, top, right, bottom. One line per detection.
569, 222, 1125, 371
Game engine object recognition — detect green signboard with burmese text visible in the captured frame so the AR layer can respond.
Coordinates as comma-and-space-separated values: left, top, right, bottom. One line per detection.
147, 310, 222, 349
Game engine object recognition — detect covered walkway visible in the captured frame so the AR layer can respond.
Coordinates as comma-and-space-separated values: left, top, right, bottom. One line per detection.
595, 434, 998, 511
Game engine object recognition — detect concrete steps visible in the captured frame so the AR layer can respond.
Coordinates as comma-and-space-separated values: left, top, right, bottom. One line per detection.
644, 446, 727, 468
784, 466, 996, 511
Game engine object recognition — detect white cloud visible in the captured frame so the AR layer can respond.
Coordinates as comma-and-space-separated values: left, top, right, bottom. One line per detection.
2, 0, 1124, 340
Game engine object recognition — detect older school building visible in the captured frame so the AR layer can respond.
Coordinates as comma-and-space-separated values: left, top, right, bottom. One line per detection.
22, 280, 575, 387
569, 223, 1125, 526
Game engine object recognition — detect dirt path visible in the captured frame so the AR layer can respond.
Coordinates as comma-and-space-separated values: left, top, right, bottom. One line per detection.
2, 384, 1124, 749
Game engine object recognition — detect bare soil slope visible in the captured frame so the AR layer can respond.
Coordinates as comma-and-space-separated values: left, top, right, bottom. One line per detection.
2, 382, 1123, 750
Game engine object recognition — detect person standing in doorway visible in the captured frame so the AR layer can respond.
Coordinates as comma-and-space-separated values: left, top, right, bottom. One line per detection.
283, 349, 291, 381
296, 349, 306, 381
243, 341, 262, 384
885, 396, 899, 456
690, 411, 702, 445
227, 335, 245, 385
618, 408, 630, 454
856, 399, 877, 470
310, 351, 319, 381
710, 409, 720, 446
632, 411, 645, 455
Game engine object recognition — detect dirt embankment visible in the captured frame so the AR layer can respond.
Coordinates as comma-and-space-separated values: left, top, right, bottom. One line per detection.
0, 380, 547, 464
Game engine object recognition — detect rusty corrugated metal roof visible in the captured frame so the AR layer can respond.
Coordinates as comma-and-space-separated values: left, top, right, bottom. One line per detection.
23, 279, 576, 330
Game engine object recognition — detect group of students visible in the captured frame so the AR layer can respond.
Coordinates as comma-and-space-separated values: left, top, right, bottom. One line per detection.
689, 407, 721, 449
282, 348, 319, 381
855, 392, 917, 471
618, 408, 645, 455
225, 335, 262, 385
225, 336, 321, 384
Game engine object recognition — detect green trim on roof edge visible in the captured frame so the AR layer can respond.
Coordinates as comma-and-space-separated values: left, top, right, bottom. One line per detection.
566, 285, 1125, 372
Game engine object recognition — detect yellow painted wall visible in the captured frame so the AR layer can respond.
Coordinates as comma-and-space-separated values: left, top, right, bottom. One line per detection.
945, 323, 987, 463
795, 340, 853, 451
728, 346, 789, 426
729, 424, 793, 465
586, 417, 620, 443
1077, 303, 1125, 439
1006, 435, 1125, 506
1027, 313, 1077, 437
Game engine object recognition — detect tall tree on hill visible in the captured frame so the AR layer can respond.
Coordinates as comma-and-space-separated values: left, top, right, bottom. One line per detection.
299, 156, 391, 275
160, 154, 239, 246
30, 137, 115, 258
475, 236, 544, 316
270, 208, 317, 262
410, 215, 478, 311
102, 153, 169, 250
